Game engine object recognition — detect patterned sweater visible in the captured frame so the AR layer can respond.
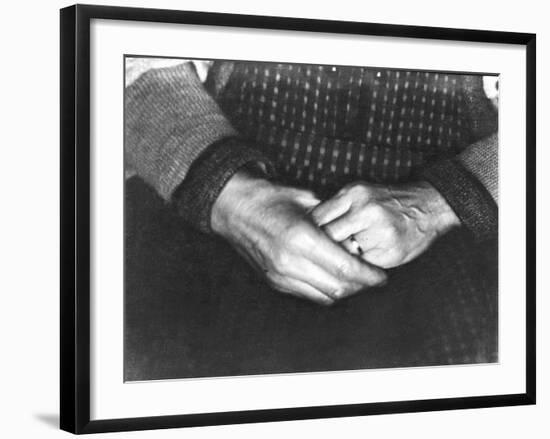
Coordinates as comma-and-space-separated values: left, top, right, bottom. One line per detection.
125, 60, 498, 240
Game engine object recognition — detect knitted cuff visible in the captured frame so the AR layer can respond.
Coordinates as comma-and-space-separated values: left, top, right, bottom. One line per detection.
421, 158, 498, 241
173, 138, 276, 234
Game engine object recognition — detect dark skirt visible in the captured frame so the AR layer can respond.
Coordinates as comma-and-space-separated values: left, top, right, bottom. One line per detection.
124, 177, 498, 381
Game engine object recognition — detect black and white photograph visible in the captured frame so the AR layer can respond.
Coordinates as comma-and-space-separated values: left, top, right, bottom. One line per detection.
124, 56, 499, 381
0, 0, 544, 436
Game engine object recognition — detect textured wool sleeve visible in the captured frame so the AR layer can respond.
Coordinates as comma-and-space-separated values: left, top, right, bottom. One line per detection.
421, 133, 498, 241
457, 132, 498, 203
125, 62, 239, 201
125, 61, 276, 233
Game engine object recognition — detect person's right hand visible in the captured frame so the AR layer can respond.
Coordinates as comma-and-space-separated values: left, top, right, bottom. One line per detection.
211, 171, 387, 306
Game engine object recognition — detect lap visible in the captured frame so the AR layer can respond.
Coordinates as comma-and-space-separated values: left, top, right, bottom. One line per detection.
124, 178, 498, 380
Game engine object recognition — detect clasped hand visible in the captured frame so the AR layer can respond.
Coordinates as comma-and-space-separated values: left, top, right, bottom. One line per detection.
212, 172, 458, 305
311, 181, 460, 269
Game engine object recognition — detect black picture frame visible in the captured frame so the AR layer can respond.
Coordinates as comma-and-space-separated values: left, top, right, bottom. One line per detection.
60, 3, 536, 434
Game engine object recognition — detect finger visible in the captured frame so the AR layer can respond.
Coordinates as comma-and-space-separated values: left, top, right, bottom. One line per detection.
289, 188, 321, 210
286, 258, 364, 300
298, 194, 322, 210
271, 275, 335, 306
306, 227, 388, 290
310, 196, 351, 226
323, 210, 367, 242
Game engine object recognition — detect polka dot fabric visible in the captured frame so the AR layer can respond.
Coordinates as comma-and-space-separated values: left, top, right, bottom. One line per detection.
216, 62, 491, 197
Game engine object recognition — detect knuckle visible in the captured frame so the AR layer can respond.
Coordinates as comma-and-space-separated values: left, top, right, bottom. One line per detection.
299, 232, 316, 250
271, 250, 291, 274
335, 261, 352, 279
285, 224, 315, 251
282, 224, 305, 244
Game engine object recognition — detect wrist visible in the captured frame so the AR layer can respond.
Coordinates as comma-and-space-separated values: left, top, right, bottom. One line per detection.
211, 170, 275, 239
416, 181, 460, 236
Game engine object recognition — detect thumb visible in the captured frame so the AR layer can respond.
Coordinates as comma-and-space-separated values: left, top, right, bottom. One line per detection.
310, 196, 351, 226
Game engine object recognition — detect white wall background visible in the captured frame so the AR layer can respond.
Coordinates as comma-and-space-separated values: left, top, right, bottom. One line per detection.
0, 0, 546, 437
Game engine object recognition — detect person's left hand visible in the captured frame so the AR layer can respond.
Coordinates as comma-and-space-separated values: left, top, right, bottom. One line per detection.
310, 181, 460, 269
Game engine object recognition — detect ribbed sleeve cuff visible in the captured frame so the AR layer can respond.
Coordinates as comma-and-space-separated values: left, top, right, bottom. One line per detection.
173, 138, 276, 234
421, 159, 498, 241
156, 117, 238, 200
